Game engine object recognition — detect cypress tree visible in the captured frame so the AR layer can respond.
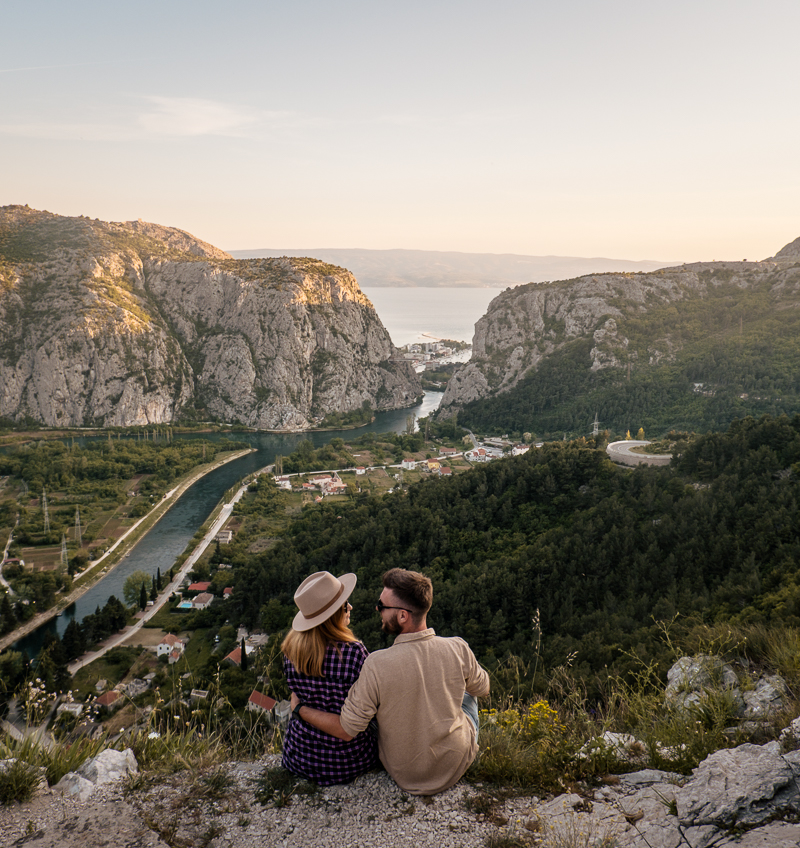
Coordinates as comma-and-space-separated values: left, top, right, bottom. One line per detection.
240, 637, 248, 672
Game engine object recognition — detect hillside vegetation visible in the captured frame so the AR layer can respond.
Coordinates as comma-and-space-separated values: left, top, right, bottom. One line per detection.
214, 415, 800, 696
442, 252, 800, 439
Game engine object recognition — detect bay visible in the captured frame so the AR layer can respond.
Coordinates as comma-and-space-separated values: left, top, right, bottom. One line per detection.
360, 286, 498, 348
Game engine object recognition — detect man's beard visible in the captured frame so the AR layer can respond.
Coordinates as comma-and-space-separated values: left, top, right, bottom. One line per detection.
381, 613, 403, 635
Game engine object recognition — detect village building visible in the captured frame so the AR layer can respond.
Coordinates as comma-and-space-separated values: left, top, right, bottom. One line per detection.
56, 702, 84, 719
247, 690, 277, 715
192, 592, 214, 610
157, 634, 186, 658
125, 678, 149, 698
215, 529, 233, 544
187, 581, 211, 594
95, 691, 121, 710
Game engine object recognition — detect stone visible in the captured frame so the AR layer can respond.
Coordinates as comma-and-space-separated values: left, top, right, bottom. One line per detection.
53, 771, 96, 801
579, 731, 648, 765
743, 674, 788, 719
664, 654, 744, 715
674, 742, 800, 828
779, 715, 800, 745
77, 748, 138, 785
618, 769, 683, 786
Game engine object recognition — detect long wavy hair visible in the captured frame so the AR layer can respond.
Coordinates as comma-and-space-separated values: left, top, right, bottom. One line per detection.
282, 606, 358, 677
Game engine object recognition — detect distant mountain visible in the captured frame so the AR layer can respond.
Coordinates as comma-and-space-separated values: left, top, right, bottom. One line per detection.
228, 248, 679, 288
439, 242, 800, 438
0, 207, 421, 429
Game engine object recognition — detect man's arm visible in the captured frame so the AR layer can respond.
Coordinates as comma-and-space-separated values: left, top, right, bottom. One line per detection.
289, 692, 354, 741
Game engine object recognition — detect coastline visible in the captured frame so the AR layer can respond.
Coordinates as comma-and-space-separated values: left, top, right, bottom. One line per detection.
0, 448, 255, 653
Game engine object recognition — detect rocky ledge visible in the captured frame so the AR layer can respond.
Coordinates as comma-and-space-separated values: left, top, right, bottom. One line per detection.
4, 733, 800, 848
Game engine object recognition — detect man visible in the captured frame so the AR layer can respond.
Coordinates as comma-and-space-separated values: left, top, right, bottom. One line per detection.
290, 567, 490, 795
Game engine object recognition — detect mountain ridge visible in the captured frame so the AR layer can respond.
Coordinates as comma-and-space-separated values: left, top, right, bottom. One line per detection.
229, 247, 679, 288
0, 206, 421, 429
438, 243, 800, 436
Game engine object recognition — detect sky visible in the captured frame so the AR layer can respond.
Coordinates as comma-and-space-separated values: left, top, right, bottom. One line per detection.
3, 1, 799, 261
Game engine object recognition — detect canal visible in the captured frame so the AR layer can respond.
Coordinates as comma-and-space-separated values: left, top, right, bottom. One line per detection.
11, 393, 443, 658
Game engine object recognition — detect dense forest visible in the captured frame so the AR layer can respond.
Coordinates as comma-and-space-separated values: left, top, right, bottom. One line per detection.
456, 277, 800, 439
216, 415, 800, 692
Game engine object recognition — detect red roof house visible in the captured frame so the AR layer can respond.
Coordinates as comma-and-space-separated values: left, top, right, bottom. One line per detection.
247, 690, 277, 714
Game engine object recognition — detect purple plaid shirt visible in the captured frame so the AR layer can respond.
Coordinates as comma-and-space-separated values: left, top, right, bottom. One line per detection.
282, 640, 379, 785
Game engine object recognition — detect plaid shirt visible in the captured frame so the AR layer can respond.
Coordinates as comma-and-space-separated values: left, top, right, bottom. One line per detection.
282, 640, 379, 785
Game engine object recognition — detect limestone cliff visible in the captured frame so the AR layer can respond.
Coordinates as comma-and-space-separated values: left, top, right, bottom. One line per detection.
440, 243, 800, 414
0, 206, 421, 429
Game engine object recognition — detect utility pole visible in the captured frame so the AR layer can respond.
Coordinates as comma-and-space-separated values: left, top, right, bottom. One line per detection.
42, 489, 50, 534
61, 533, 68, 566
75, 507, 82, 549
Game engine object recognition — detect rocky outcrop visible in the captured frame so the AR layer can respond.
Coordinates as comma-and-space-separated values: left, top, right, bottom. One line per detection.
0, 207, 421, 429
439, 243, 800, 414
5, 742, 800, 848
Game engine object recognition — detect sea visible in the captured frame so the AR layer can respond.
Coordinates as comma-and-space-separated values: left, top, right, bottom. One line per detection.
360, 286, 500, 348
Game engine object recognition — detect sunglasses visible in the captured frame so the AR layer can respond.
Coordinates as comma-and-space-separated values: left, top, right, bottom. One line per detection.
375, 599, 413, 614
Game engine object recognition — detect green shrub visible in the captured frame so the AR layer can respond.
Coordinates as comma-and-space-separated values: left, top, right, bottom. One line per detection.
0, 758, 42, 805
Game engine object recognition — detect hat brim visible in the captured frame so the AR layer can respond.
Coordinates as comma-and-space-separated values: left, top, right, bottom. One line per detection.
292, 572, 357, 632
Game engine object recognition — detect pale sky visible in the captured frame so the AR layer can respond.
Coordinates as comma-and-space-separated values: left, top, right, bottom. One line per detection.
3, 1, 798, 261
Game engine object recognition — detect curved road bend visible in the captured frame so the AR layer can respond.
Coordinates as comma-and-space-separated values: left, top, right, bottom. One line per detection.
606, 440, 671, 467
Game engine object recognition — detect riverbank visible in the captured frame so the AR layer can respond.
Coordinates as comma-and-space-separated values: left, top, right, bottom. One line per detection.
68, 466, 256, 673
0, 448, 254, 653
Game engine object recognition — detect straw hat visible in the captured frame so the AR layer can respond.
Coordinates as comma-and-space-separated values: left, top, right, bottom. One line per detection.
292, 571, 357, 632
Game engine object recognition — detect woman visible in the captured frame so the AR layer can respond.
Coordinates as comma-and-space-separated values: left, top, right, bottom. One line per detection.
281, 570, 378, 784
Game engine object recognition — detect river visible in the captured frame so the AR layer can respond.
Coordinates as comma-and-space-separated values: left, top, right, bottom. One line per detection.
11, 392, 443, 659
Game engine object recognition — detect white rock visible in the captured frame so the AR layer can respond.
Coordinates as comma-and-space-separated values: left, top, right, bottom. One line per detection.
53, 771, 96, 801
77, 748, 138, 785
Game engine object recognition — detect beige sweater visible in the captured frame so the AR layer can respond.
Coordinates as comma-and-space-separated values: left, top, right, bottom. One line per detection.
339, 628, 490, 795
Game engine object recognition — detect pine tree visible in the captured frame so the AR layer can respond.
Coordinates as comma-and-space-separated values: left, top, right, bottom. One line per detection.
0, 592, 16, 635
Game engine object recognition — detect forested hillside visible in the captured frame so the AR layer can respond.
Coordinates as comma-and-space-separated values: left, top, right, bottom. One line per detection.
225, 415, 800, 690
446, 262, 800, 439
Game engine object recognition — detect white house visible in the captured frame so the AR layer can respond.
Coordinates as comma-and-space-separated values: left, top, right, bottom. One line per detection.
192, 592, 214, 610
157, 634, 186, 658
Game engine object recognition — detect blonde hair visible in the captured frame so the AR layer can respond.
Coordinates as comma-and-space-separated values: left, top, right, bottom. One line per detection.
282, 606, 357, 677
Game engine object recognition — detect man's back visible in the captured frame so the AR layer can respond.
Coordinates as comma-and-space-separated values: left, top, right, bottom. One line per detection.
340, 628, 490, 795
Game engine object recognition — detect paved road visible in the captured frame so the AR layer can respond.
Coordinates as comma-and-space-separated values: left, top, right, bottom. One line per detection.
0, 449, 254, 653
68, 474, 251, 674
606, 440, 671, 467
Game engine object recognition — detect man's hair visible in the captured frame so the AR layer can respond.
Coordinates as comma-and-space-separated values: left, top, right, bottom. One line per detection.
383, 568, 433, 619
